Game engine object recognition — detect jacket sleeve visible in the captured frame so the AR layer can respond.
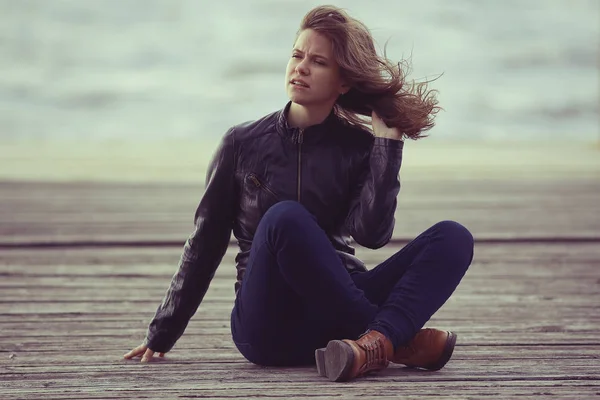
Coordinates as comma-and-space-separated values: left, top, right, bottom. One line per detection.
345, 137, 404, 249
144, 128, 237, 353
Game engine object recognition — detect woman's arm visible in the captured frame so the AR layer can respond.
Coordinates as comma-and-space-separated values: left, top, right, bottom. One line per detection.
345, 112, 404, 249
143, 127, 238, 354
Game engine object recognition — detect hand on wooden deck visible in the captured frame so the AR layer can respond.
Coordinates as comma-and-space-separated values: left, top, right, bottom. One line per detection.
123, 344, 165, 362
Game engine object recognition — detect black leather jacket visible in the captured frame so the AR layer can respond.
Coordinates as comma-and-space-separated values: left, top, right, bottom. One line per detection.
145, 102, 404, 352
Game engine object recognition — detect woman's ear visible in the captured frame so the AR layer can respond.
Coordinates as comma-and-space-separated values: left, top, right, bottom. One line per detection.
339, 82, 351, 95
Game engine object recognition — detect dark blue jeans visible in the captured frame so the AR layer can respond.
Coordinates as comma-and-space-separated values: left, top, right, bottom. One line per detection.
230, 201, 473, 366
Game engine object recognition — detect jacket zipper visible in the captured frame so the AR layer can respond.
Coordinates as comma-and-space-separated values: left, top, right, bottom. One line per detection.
296, 129, 304, 202
248, 173, 279, 200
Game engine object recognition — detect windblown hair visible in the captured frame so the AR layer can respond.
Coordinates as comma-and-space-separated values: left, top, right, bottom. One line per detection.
299, 5, 440, 139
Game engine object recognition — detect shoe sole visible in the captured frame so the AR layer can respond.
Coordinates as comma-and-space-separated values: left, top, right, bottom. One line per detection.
427, 331, 457, 371
315, 348, 326, 377
315, 340, 354, 382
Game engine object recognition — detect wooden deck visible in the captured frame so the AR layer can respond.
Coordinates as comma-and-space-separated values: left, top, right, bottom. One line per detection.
1, 141, 599, 398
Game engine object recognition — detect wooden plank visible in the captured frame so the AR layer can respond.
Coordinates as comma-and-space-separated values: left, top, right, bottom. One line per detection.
1, 361, 598, 382
0, 382, 597, 400
2, 345, 598, 362
0, 241, 598, 271
1, 178, 599, 244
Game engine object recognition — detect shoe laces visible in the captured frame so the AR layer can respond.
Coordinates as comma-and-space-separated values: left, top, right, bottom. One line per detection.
358, 337, 388, 371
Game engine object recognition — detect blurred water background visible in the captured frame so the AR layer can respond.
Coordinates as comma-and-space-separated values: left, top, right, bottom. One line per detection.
1, 0, 598, 143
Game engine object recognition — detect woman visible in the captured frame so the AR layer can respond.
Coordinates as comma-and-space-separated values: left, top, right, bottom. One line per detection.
124, 5, 474, 382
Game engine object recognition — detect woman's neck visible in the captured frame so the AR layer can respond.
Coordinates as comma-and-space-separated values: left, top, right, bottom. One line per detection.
287, 102, 333, 129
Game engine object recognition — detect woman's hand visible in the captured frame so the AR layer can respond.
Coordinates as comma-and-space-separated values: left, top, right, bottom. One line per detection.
123, 344, 165, 363
372, 111, 403, 141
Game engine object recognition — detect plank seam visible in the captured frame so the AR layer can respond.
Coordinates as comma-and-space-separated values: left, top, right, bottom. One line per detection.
1, 236, 599, 249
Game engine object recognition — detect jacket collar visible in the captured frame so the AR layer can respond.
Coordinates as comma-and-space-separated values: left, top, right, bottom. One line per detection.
276, 101, 339, 144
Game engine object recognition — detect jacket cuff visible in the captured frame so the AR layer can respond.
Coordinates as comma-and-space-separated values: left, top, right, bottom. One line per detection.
372, 136, 404, 150
144, 332, 174, 354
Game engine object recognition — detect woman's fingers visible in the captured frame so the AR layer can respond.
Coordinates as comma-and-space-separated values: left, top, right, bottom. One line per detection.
141, 348, 155, 363
371, 110, 402, 140
124, 344, 165, 362
123, 345, 146, 359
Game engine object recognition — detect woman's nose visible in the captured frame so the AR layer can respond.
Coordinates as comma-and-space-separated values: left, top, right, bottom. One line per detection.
295, 60, 309, 76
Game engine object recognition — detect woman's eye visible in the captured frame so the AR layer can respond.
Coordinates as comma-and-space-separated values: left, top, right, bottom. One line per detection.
292, 54, 301, 59
315, 60, 325, 65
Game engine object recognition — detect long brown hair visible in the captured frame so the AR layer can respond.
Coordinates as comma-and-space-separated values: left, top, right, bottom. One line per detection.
299, 5, 440, 140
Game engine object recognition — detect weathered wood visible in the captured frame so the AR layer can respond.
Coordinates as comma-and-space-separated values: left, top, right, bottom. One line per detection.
1, 138, 599, 398
1, 242, 600, 398
0, 379, 598, 400
1, 361, 598, 382
1, 178, 599, 245
2, 345, 598, 360
0, 388, 597, 400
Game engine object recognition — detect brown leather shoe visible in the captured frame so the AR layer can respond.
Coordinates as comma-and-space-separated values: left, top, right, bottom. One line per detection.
315, 330, 393, 382
391, 328, 457, 371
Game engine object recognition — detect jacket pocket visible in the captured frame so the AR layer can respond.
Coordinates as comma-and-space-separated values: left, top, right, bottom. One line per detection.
245, 172, 280, 202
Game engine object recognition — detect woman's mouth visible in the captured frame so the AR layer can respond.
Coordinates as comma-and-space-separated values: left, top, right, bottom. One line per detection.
290, 79, 310, 88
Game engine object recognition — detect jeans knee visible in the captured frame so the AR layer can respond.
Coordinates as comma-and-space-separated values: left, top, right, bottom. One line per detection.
433, 220, 474, 266
261, 200, 311, 231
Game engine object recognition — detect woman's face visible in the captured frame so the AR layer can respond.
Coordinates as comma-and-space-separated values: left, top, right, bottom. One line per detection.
285, 29, 348, 110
